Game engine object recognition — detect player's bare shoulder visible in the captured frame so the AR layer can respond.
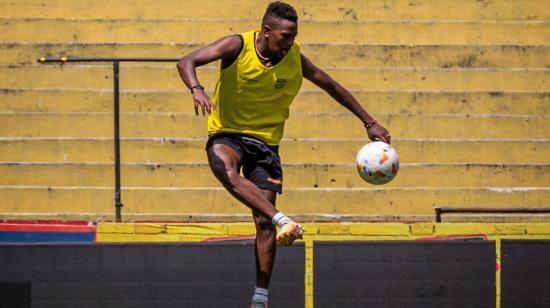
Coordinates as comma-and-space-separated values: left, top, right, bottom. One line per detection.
212, 34, 244, 66
181, 34, 243, 67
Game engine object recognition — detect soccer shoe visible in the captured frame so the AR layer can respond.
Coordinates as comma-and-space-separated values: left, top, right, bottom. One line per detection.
276, 221, 304, 245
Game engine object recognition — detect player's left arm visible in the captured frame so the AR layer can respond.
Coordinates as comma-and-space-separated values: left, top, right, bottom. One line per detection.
300, 53, 391, 144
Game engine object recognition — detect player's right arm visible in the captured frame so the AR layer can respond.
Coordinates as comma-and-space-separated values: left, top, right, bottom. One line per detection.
177, 35, 242, 116
300, 53, 391, 144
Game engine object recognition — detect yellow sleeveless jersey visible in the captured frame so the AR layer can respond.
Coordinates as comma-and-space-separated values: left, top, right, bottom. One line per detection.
208, 30, 303, 146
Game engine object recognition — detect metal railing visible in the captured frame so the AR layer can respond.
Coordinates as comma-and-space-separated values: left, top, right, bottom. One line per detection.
37, 57, 180, 222
37, 57, 550, 225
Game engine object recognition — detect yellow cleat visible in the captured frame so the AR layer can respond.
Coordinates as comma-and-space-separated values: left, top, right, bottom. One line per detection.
276, 221, 304, 245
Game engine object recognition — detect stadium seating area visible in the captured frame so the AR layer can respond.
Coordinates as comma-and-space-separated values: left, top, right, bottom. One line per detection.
0, 0, 548, 222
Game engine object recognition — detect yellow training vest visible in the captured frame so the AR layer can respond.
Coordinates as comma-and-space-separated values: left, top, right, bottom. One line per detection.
208, 30, 303, 146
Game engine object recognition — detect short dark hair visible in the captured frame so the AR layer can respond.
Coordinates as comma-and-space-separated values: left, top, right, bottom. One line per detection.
263, 1, 298, 23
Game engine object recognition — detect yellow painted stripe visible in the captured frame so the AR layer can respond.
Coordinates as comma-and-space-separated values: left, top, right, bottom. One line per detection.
495, 238, 501, 308
304, 238, 314, 308
96, 222, 550, 240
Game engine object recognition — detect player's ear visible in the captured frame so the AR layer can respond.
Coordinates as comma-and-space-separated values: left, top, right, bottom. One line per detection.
263, 24, 271, 38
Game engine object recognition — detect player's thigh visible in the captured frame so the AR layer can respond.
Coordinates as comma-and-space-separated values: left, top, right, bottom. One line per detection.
260, 189, 276, 205
206, 143, 242, 184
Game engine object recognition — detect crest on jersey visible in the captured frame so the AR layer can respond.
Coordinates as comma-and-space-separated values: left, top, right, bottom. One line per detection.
274, 78, 287, 89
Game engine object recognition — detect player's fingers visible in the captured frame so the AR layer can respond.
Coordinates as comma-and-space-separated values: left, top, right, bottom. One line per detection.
194, 101, 199, 116
384, 132, 391, 144
205, 102, 214, 115
203, 97, 216, 115
374, 132, 389, 144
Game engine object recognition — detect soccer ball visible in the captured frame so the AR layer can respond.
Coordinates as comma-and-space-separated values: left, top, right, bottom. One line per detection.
356, 141, 399, 185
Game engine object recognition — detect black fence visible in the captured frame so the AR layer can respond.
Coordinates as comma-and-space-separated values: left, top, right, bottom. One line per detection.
1, 240, 549, 307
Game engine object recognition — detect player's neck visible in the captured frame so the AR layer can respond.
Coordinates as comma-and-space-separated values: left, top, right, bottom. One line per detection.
255, 32, 276, 66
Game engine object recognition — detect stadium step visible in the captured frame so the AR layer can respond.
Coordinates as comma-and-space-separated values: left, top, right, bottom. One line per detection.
1, 186, 548, 219
2, 162, 548, 188
2, 0, 548, 21
1, 112, 547, 139
3, 65, 548, 92
2, 89, 548, 115
2, 18, 548, 45
1, 138, 548, 164
5, 43, 550, 68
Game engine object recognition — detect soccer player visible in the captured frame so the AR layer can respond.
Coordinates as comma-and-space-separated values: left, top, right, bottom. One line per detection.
177, 1, 391, 306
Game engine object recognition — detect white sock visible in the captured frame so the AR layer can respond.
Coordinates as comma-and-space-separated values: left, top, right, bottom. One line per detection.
252, 287, 269, 303
271, 212, 291, 228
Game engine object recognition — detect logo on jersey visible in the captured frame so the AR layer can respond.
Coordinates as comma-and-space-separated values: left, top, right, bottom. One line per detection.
274, 79, 287, 89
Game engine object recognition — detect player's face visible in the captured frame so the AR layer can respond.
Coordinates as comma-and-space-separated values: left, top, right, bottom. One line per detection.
267, 19, 298, 58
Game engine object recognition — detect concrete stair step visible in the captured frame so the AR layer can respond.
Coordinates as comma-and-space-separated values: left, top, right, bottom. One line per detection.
1, 112, 547, 139
2, 18, 548, 45
2, 162, 548, 188
6, 43, 550, 68
2, 65, 549, 92
2, 88, 548, 115
1, 138, 548, 164
2, 0, 548, 21
1, 185, 548, 218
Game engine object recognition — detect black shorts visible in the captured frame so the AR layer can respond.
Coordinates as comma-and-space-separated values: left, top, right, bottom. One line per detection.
205, 133, 283, 194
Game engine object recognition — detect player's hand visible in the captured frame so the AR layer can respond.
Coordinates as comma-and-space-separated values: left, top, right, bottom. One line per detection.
367, 123, 391, 144
192, 89, 216, 116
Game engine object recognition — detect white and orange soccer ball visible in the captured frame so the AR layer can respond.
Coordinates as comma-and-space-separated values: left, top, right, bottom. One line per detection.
356, 141, 399, 185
